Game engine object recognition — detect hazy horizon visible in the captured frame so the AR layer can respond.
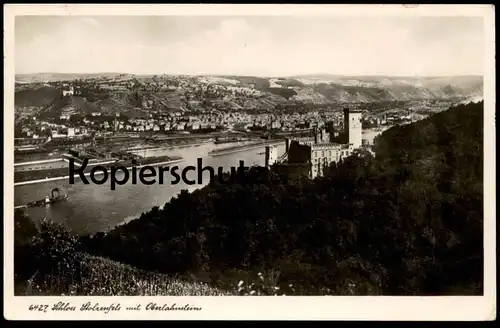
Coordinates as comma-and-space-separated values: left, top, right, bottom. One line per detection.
15, 72, 484, 79
16, 16, 485, 76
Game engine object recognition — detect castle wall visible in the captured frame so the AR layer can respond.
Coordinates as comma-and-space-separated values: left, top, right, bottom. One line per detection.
310, 143, 352, 178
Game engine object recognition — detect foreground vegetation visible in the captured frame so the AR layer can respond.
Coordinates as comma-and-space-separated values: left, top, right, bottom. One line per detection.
15, 216, 232, 296
15, 101, 484, 295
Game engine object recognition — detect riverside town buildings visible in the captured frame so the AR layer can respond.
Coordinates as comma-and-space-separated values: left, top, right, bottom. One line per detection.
267, 108, 363, 180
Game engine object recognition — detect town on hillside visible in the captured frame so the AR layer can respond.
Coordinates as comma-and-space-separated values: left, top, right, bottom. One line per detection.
15, 74, 473, 145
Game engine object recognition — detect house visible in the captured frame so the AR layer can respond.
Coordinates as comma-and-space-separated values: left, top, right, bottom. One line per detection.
63, 86, 74, 97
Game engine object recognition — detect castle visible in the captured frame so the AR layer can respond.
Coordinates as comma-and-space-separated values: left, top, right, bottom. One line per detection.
265, 108, 363, 180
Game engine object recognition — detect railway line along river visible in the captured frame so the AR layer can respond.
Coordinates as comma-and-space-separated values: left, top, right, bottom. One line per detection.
14, 141, 286, 235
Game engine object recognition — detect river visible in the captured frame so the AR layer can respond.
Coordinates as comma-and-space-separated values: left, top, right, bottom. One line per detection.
14, 141, 286, 235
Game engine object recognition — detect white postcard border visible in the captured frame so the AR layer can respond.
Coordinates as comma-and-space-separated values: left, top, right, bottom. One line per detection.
3, 4, 496, 321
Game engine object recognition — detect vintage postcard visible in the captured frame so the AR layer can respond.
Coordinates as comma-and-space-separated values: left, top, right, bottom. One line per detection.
3, 4, 496, 321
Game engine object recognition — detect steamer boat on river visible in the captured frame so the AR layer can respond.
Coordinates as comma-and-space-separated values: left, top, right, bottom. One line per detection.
15, 188, 68, 209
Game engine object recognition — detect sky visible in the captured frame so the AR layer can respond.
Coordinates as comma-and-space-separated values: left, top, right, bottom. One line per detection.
15, 16, 485, 76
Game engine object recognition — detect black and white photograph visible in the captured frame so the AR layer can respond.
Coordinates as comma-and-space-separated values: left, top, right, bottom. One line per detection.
4, 4, 495, 321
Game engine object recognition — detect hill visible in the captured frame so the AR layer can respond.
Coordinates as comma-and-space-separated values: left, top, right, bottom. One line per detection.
14, 86, 62, 109
290, 86, 330, 103
15, 72, 130, 83
75, 101, 483, 295
15, 74, 483, 111
308, 76, 482, 102
20, 88, 190, 119
291, 75, 483, 100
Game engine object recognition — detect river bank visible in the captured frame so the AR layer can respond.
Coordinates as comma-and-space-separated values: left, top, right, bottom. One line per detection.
14, 158, 184, 186
125, 140, 213, 152
14, 142, 285, 234
14, 158, 62, 167
208, 139, 285, 156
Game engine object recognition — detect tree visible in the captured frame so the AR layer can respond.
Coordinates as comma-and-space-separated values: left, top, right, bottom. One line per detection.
14, 210, 40, 282
32, 218, 83, 278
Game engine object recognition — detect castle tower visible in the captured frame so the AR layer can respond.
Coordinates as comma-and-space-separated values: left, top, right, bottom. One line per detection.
343, 108, 362, 149
265, 145, 278, 168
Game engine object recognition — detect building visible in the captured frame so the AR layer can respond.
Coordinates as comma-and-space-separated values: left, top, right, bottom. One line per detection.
274, 108, 363, 180
310, 142, 352, 178
51, 130, 67, 138
67, 127, 75, 137
62, 86, 74, 97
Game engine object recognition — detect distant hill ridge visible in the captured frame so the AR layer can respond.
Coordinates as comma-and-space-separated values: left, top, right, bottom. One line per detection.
15, 73, 483, 114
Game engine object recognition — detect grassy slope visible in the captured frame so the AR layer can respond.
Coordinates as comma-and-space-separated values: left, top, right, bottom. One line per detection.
17, 253, 233, 296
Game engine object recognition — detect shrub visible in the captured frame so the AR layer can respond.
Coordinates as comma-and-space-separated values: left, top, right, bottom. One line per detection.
31, 218, 83, 279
